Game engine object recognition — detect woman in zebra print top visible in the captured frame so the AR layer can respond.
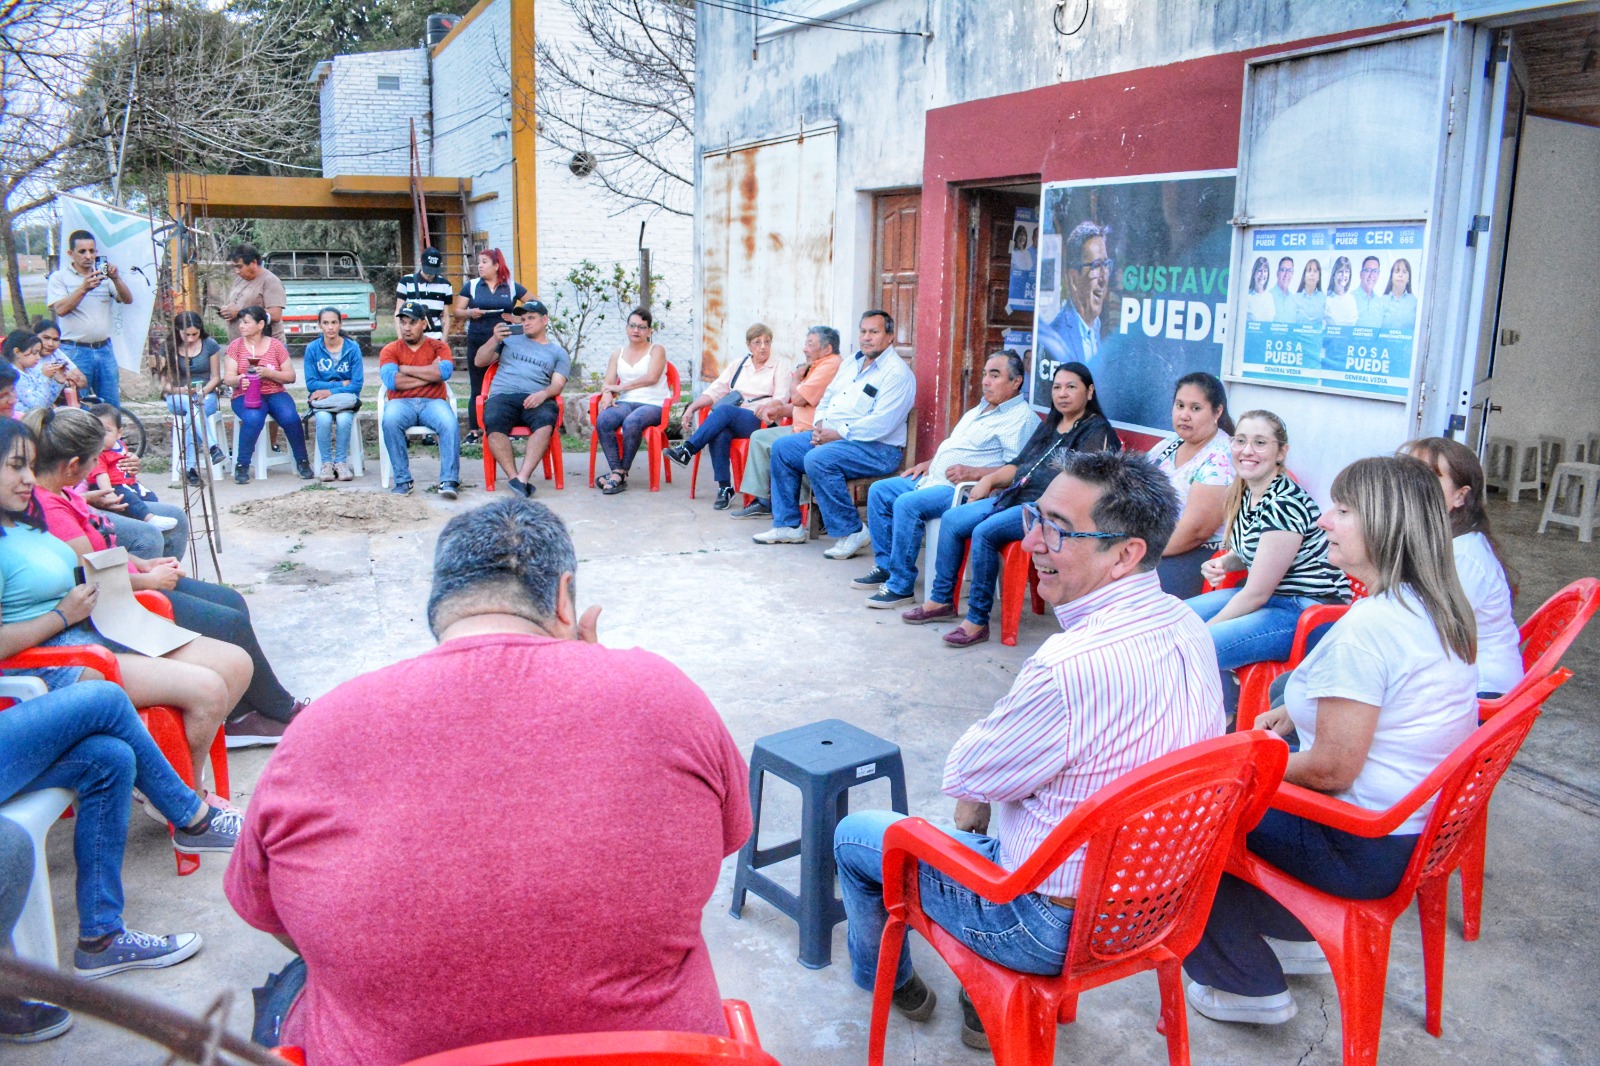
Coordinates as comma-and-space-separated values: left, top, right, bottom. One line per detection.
1184, 410, 1350, 717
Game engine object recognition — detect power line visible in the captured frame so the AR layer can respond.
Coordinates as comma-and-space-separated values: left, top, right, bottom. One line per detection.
694, 0, 927, 38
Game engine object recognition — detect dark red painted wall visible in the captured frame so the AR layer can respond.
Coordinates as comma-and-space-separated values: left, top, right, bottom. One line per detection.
910, 17, 1446, 457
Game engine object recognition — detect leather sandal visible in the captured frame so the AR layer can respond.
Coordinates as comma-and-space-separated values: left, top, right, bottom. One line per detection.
942, 624, 990, 648
600, 472, 627, 495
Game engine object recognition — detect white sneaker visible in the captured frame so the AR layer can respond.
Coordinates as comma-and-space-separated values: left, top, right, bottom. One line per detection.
146, 514, 179, 531
1185, 981, 1297, 1025
823, 528, 872, 560
1265, 936, 1331, 975
753, 526, 808, 545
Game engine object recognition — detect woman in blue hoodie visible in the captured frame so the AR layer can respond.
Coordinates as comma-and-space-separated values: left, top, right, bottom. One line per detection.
303, 308, 365, 481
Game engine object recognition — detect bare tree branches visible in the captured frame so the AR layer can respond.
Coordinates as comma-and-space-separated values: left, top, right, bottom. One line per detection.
64, 0, 323, 199
531, 0, 694, 217
0, 0, 123, 324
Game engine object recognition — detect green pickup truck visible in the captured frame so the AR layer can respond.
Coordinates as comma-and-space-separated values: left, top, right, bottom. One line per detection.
266, 250, 378, 352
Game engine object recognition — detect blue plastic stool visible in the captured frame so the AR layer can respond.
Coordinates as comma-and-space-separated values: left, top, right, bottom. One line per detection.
729, 718, 908, 969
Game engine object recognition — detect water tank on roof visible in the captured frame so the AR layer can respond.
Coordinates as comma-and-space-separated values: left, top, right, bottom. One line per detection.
425, 13, 458, 46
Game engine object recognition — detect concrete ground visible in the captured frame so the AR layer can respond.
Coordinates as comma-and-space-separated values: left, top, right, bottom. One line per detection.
11, 450, 1600, 1065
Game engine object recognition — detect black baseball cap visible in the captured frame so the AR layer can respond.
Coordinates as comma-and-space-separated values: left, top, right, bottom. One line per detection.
397, 301, 431, 320
508, 301, 548, 316
421, 247, 443, 270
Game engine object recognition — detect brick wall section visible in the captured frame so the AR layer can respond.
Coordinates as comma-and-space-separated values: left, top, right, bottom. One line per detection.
531, 0, 695, 386
318, 48, 432, 178
431, 0, 516, 279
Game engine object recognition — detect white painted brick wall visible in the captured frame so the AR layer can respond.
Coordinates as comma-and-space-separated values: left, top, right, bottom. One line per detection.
531, 0, 695, 383
318, 49, 432, 178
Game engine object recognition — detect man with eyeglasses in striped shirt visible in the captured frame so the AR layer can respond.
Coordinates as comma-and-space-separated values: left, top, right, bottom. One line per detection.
834, 450, 1224, 1049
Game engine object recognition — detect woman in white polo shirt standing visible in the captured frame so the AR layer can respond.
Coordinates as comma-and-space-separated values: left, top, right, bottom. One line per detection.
1182, 455, 1479, 1024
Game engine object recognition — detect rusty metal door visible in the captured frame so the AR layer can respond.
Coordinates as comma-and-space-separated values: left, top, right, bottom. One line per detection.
699, 129, 838, 385
873, 190, 920, 359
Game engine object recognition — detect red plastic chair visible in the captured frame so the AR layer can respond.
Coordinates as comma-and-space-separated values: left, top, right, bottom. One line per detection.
476, 362, 565, 493
588, 362, 680, 492
272, 1001, 777, 1066
870, 732, 1289, 1066
1233, 670, 1567, 1062
917, 502, 1037, 644
996, 541, 1046, 647
1232, 603, 1352, 731
689, 407, 773, 500
1213, 556, 1364, 730
1450, 577, 1600, 941
0, 591, 230, 876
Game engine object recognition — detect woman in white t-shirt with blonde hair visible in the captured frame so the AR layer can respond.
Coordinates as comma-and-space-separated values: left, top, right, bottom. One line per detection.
1400, 435, 1523, 698
1183, 454, 1479, 1026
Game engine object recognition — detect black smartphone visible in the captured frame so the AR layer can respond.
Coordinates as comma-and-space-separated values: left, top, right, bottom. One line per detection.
73, 565, 87, 586
863, 384, 879, 398
93, 256, 109, 274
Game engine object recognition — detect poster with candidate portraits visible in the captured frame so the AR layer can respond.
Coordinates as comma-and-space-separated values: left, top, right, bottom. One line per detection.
1006, 207, 1038, 314
1235, 223, 1424, 401
1030, 171, 1236, 434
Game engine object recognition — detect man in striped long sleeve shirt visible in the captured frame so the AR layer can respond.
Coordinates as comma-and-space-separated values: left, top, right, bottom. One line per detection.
834, 450, 1224, 1048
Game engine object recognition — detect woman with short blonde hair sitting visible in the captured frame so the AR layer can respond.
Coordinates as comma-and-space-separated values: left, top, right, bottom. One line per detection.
1183, 455, 1479, 1024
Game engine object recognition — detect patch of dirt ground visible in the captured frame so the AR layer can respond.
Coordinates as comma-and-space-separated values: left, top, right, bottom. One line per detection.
229, 489, 438, 533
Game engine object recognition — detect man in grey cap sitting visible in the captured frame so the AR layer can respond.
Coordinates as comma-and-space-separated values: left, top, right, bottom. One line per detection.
474, 300, 570, 498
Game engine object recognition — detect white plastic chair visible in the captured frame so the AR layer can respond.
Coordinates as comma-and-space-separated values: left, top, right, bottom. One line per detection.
378, 380, 460, 489
310, 407, 370, 478
0, 675, 72, 967
230, 410, 295, 481
920, 481, 977, 600
168, 407, 233, 486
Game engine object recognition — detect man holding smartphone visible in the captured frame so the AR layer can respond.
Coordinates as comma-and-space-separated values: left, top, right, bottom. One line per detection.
46, 230, 132, 406
474, 301, 569, 499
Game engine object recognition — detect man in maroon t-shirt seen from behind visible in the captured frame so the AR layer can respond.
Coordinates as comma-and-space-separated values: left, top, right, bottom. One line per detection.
225, 499, 752, 1065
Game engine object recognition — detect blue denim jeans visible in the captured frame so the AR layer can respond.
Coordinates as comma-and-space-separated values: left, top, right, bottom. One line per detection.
770, 434, 902, 534
834, 810, 1073, 992
0, 681, 206, 938
686, 404, 762, 485
927, 500, 1026, 626
1185, 587, 1331, 715
314, 409, 356, 465
166, 392, 220, 468
232, 392, 309, 466
103, 501, 188, 563
0, 816, 30, 948
381, 397, 460, 486
62, 341, 120, 406
866, 479, 958, 596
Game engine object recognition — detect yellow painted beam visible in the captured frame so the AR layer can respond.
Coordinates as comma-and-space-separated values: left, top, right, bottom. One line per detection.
510, 0, 537, 293
167, 173, 472, 221
431, 0, 496, 58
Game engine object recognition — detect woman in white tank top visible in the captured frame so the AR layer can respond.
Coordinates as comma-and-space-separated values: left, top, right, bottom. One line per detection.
595, 308, 669, 493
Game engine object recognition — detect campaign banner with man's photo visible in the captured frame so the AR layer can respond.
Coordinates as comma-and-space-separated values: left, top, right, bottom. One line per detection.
1006, 208, 1037, 314
1030, 172, 1236, 434
1000, 328, 1033, 380
55, 194, 163, 373
1236, 223, 1423, 402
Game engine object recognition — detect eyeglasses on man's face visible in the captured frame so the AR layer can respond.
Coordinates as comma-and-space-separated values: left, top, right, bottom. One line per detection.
1022, 502, 1127, 552
1074, 257, 1114, 275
